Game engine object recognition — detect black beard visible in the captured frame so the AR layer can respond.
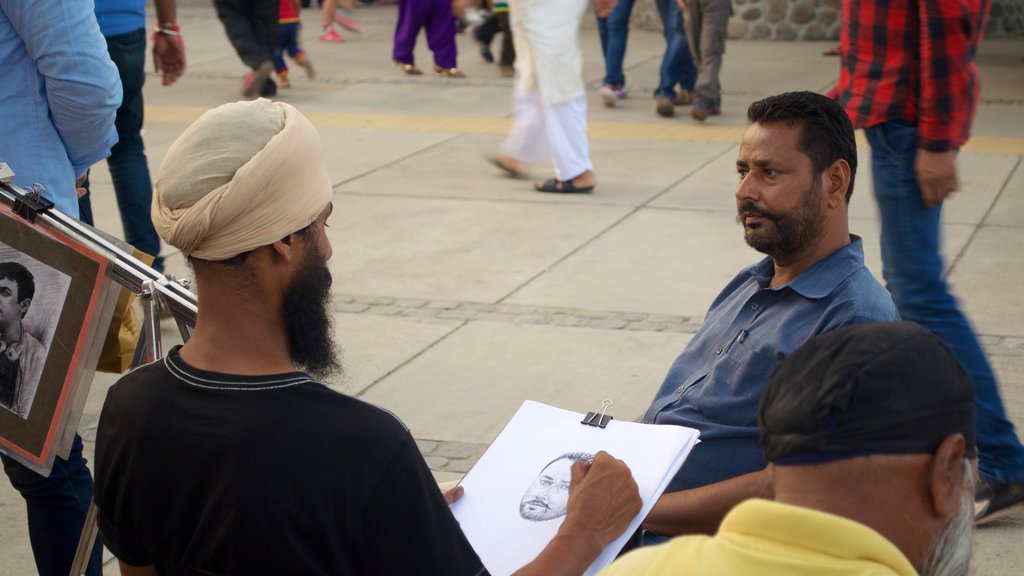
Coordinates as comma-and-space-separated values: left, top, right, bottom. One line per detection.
737, 179, 824, 261
282, 243, 341, 380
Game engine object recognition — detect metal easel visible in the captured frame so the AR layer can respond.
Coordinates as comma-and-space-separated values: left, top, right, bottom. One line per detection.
0, 160, 198, 574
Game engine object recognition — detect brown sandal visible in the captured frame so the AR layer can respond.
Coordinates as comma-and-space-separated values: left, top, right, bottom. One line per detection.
434, 65, 466, 78
396, 61, 422, 75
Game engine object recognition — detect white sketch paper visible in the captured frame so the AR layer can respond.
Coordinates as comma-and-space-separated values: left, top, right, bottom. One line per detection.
450, 400, 700, 576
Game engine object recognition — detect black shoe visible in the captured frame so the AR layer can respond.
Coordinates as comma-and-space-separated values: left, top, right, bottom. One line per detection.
479, 43, 494, 63
975, 478, 1024, 525
260, 78, 277, 97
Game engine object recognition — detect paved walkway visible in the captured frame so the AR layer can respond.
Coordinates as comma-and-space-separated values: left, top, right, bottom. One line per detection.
1, 4, 1022, 574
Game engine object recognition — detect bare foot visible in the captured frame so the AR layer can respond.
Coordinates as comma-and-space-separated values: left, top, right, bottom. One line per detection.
492, 155, 527, 177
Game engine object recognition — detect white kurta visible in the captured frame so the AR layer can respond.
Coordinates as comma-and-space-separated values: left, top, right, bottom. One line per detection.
508, 0, 590, 107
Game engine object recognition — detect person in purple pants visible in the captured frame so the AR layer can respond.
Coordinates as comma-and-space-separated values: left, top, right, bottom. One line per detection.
392, 0, 465, 77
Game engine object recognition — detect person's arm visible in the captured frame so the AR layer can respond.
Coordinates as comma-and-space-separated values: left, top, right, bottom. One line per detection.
641, 467, 772, 536
512, 452, 642, 576
3, 0, 121, 178
152, 0, 186, 86
913, 0, 977, 208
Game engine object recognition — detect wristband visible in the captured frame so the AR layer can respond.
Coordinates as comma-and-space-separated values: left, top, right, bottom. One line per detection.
156, 22, 181, 36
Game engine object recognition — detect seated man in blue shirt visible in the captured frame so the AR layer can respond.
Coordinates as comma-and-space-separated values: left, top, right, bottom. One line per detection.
640, 91, 900, 541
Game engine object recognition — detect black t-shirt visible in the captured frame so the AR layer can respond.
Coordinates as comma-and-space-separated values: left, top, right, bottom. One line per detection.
94, 346, 486, 575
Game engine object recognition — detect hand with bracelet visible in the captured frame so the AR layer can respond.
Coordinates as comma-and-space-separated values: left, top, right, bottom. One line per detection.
153, 21, 186, 86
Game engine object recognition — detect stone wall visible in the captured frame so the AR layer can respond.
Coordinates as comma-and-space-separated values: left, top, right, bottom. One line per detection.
630, 0, 1024, 39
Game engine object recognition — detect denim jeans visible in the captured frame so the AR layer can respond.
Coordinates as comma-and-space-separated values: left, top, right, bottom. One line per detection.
654, 0, 696, 99
867, 120, 1024, 483
105, 28, 163, 272
2, 435, 103, 576
596, 0, 635, 87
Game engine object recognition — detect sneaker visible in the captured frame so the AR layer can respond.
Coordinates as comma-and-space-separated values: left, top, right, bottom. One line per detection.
674, 90, 693, 106
334, 8, 363, 33
655, 96, 674, 117
976, 479, 1024, 525
241, 62, 273, 98
260, 77, 277, 97
691, 99, 722, 122
318, 27, 344, 43
479, 43, 494, 63
599, 84, 628, 107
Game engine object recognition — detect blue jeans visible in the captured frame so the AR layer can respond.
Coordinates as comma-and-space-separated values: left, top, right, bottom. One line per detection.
79, 29, 164, 270
867, 120, 1024, 483
654, 0, 696, 99
2, 435, 103, 576
106, 28, 163, 272
596, 0, 635, 87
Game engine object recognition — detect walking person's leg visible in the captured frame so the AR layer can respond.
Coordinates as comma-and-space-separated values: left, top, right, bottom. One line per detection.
393, 0, 424, 71
500, 80, 550, 168
424, 0, 461, 73
596, 0, 634, 106
104, 28, 163, 271
654, 0, 696, 116
866, 120, 1024, 520
539, 95, 594, 189
2, 436, 103, 576
497, 11, 515, 74
690, 0, 729, 121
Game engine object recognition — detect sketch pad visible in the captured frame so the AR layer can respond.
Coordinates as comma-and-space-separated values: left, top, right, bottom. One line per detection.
450, 400, 700, 575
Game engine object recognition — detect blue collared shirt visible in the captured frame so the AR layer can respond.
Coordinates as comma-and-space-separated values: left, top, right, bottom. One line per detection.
644, 237, 899, 492
0, 0, 121, 218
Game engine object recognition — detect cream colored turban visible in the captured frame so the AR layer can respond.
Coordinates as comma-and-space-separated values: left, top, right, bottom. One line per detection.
153, 99, 332, 260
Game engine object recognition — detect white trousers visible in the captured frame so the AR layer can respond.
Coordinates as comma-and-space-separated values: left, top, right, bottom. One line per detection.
500, 80, 592, 181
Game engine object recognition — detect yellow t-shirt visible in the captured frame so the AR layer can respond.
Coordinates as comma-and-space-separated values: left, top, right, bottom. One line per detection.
600, 499, 918, 576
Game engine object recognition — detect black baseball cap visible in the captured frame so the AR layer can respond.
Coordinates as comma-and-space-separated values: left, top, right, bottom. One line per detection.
759, 322, 976, 464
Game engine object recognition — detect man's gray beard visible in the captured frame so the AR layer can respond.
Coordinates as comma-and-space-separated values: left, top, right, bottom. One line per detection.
918, 464, 975, 576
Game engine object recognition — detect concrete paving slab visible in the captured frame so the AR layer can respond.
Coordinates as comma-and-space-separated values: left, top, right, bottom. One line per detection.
951, 226, 1024, 338
329, 313, 462, 396
590, 139, 735, 205
507, 209, 759, 317
984, 158, 1024, 228
359, 321, 691, 442
326, 193, 630, 302
992, 356, 1024, 424
317, 127, 454, 185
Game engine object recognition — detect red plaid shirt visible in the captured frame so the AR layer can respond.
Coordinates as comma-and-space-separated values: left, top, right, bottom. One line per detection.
830, 0, 991, 152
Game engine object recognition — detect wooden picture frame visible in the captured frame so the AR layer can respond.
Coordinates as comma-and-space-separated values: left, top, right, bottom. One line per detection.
0, 206, 120, 476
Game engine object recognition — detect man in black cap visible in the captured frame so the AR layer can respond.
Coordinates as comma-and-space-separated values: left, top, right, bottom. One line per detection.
603, 321, 977, 576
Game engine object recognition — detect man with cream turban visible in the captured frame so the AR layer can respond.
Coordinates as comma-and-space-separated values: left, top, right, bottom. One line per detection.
494, 0, 617, 194
92, 98, 642, 575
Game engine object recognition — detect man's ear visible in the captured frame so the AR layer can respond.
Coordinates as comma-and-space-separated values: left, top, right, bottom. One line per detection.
826, 159, 851, 207
18, 298, 31, 319
928, 433, 968, 519
270, 233, 299, 264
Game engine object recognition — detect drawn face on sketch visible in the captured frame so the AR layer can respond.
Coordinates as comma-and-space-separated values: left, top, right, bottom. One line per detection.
519, 452, 593, 522
0, 277, 31, 329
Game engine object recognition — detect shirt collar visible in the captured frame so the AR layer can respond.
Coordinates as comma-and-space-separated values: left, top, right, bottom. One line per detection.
721, 499, 918, 575
747, 236, 866, 300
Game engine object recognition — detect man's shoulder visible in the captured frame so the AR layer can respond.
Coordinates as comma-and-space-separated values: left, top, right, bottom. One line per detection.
832, 267, 899, 321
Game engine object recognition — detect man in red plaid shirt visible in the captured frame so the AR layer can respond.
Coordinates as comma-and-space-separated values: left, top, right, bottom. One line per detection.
832, 0, 1024, 525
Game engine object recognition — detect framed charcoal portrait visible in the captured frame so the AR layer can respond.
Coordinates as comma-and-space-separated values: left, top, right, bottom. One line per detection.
0, 206, 119, 476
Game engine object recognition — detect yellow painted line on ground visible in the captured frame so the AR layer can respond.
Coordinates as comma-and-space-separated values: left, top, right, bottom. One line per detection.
145, 105, 1024, 155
